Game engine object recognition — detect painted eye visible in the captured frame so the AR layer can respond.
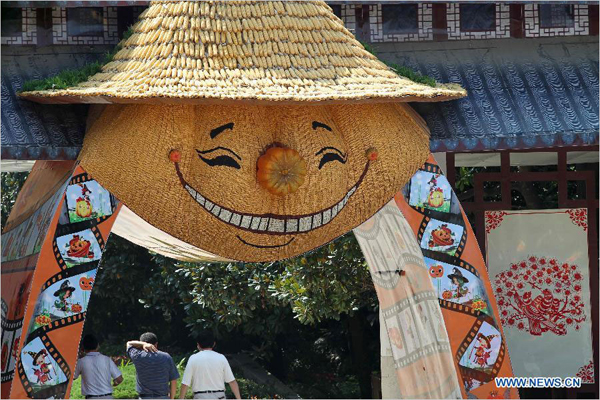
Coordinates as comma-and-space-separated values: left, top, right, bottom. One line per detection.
196, 148, 241, 169
315, 147, 347, 170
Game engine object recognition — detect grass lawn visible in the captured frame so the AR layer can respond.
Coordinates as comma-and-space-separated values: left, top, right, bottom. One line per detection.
70, 357, 281, 399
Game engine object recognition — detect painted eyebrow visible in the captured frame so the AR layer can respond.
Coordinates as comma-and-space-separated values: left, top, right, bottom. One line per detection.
312, 121, 332, 132
210, 122, 235, 139
196, 147, 241, 160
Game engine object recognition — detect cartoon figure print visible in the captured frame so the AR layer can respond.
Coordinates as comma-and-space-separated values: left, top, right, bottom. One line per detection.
429, 224, 455, 249
448, 268, 469, 300
27, 349, 53, 385
427, 174, 445, 209
470, 333, 498, 368
66, 235, 95, 259
53, 280, 76, 313
75, 184, 93, 218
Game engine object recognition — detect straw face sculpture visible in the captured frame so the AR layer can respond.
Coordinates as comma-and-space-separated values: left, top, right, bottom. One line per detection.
20, 0, 466, 261
80, 103, 429, 261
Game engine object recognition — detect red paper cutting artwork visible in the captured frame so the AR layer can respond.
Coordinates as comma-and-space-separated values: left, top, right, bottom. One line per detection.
485, 211, 507, 233
494, 256, 586, 337
566, 209, 588, 231
576, 360, 595, 384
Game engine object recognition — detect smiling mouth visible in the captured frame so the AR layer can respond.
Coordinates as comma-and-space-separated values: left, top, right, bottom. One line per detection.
174, 161, 370, 237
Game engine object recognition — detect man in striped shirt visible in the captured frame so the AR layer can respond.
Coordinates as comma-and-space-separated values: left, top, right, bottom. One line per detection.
126, 332, 180, 399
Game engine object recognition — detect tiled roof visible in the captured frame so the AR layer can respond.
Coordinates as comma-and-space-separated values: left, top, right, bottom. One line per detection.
2, 37, 598, 159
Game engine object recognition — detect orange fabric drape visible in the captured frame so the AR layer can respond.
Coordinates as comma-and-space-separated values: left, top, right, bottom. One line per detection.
395, 154, 519, 398
4, 164, 121, 399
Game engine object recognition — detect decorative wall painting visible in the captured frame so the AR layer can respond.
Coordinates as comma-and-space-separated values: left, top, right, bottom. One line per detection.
486, 209, 594, 382
20, 337, 68, 390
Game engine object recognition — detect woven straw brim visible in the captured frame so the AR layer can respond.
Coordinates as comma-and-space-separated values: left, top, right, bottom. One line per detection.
79, 102, 430, 262
20, 1, 466, 105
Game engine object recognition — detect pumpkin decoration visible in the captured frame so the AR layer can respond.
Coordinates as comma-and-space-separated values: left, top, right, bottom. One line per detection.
442, 290, 454, 300
79, 276, 94, 291
429, 225, 455, 248
75, 197, 92, 218
67, 235, 94, 259
427, 187, 445, 208
429, 264, 444, 279
19, 1, 465, 262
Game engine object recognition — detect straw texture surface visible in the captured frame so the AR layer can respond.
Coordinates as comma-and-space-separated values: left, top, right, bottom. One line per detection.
20, 1, 465, 104
79, 103, 430, 261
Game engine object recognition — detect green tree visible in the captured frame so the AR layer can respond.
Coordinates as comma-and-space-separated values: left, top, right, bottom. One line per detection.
1, 172, 29, 230
166, 232, 378, 397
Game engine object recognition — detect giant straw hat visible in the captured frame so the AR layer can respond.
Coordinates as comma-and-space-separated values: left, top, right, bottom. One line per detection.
20, 1, 465, 104
21, 1, 466, 262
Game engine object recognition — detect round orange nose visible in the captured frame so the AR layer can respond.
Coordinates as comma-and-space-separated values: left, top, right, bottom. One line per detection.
257, 147, 307, 196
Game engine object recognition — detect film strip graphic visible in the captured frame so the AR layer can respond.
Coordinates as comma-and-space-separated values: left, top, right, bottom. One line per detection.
422, 162, 442, 175
455, 318, 507, 384
439, 299, 486, 318
38, 263, 97, 293
1, 317, 24, 383
1, 317, 23, 332
69, 172, 118, 215
403, 163, 509, 390
26, 263, 96, 340
69, 171, 92, 186
52, 225, 105, 271
26, 313, 87, 342
16, 332, 71, 399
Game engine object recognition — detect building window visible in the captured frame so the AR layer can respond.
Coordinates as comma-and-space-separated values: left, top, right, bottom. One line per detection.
67, 7, 104, 36
460, 4, 496, 32
330, 4, 342, 19
382, 4, 418, 35
539, 4, 574, 28
1, 7, 22, 37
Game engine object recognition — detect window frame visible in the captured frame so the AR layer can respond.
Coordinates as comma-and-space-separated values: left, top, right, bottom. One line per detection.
66, 7, 105, 37
1, 7, 23, 38
459, 3, 497, 33
382, 4, 419, 36
539, 4, 575, 29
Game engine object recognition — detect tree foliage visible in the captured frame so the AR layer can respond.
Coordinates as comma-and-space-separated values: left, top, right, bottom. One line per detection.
161, 232, 377, 338
1, 172, 29, 230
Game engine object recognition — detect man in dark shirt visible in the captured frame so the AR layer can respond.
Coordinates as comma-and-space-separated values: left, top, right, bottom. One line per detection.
126, 332, 179, 399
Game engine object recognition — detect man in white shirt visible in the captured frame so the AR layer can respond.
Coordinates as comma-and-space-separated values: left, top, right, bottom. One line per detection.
74, 334, 123, 399
179, 332, 241, 399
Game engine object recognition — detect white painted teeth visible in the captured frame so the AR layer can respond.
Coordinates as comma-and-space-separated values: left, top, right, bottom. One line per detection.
312, 213, 322, 229
286, 219, 298, 233
322, 209, 331, 224
299, 216, 312, 232
240, 215, 252, 228
186, 185, 197, 198
268, 218, 285, 233
185, 184, 359, 234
